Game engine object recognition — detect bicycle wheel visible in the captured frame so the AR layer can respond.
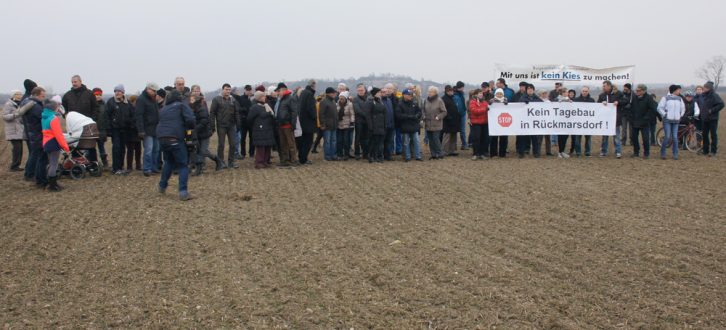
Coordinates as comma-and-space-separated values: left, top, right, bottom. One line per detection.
686, 131, 703, 152
655, 127, 667, 147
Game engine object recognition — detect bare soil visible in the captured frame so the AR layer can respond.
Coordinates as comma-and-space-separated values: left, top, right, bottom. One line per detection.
1, 124, 725, 328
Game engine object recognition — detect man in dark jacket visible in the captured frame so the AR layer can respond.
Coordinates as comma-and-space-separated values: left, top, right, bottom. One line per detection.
189, 90, 222, 175
275, 83, 298, 166
352, 84, 369, 159
453, 81, 468, 150
21, 87, 48, 187
63, 75, 100, 162
512, 82, 530, 154
518, 84, 544, 158
106, 84, 134, 174
232, 85, 253, 159
296, 80, 317, 165
396, 89, 423, 161
136, 83, 161, 176
597, 81, 624, 158
441, 85, 460, 156
93, 88, 110, 168
318, 87, 339, 161
210, 83, 241, 168
630, 84, 658, 158
156, 90, 195, 201
620, 83, 634, 145
699, 81, 724, 156
572, 87, 596, 156
381, 85, 397, 160
366, 88, 386, 163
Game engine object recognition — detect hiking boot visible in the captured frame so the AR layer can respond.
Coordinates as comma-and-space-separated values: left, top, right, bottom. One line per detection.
47, 176, 62, 192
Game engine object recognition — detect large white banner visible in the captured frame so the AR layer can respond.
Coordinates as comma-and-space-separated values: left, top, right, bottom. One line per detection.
494, 64, 635, 87
488, 102, 616, 136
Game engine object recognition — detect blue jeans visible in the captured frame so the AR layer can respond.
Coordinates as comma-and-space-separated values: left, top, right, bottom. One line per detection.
402, 132, 421, 160
395, 128, 403, 154
235, 129, 241, 156
336, 128, 352, 158
600, 127, 623, 155
143, 135, 160, 172
159, 139, 189, 195
323, 129, 337, 160
459, 114, 468, 148
661, 121, 679, 159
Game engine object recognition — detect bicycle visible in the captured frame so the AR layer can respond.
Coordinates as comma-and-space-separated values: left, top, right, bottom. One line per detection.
656, 118, 703, 152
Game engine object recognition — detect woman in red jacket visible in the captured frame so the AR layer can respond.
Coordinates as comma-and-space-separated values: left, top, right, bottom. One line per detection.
468, 89, 490, 160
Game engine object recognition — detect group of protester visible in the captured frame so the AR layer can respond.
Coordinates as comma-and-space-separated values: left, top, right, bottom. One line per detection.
2, 75, 723, 200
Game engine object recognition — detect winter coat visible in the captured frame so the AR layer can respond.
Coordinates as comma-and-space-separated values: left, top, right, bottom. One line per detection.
337, 101, 354, 130
681, 99, 701, 124
520, 93, 543, 104
155, 101, 195, 140
191, 98, 212, 140
233, 94, 252, 128
631, 94, 658, 128
441, 94, 460, 133
597, 91, 625, 126
298, 86, 318, 134
366, 98, 387, 136
96, 100, 108, 137
106, 96, 134, 130
276, 91, 297, 129
41, 108, 69, 153
395, 99, 422, 134
574, 95, 595, 103
135, 91, 160, 137
21, 97, 44, 147
469, 99, 489, 125
318, 96, 338, 131
423, 96, 447, 132
657, 94, 686, 123
247, 102, 276, 146
62, 84, 99, 121
382, 96, 396, 129
2, 100, 25, 140
210, 95, 240, 129
699, 90, 725, 122
352, 94, 369, 124
452, 91, 467, 116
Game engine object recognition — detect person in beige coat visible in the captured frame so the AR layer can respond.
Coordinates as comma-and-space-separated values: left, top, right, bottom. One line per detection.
423, 86, 447, 159
3, 90, 27, 171
336, 91, 355, 160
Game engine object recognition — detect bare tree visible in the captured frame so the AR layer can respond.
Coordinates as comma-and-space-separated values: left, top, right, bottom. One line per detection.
696, 55, 725, 89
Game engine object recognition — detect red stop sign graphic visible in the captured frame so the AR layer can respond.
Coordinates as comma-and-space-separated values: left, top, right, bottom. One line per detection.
498, 113, 513, 127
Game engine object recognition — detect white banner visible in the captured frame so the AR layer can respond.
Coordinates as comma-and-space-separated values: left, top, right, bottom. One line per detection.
488, 102, 616, 136
494, 64, 635, 87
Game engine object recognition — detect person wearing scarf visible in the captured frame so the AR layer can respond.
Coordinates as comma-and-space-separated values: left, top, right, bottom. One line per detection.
247, 91, 277, 169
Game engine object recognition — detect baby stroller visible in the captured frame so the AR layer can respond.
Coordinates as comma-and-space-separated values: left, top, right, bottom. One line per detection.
58, 112, 102, 179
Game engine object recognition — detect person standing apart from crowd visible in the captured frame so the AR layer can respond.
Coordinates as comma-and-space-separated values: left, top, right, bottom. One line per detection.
395, 88, 423, 162
699, 81, 724, 157
630, 84, 658, 159
40, 100, 70, 192
136, 83, 161, 176
106, 84, 134, 175
3, 90, 26, 171
336, 91, 354, 160
657, 85, 686, 160
210, 83, 241, 169
423, 86, 447, 160
156, 90, 195, 201
366, 87, 386, 163
247, 91, 277, 169
469, 88, 490, 160
441, 85, 460, 157
62, 75, 100, 162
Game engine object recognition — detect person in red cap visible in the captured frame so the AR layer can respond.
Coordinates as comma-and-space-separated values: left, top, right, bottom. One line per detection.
92, 87, 109, 167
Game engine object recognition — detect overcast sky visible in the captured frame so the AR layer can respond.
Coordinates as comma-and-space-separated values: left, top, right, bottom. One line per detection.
3, 0, 725, 93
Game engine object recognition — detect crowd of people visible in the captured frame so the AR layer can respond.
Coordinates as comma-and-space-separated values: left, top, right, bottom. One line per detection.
2, 75, 723, 200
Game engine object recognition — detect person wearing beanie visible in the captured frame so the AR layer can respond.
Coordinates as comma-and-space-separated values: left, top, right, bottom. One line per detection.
296, 79, 317, 165
441, 85, 460, 156
451, 81, 469, 150
63, 75, 100, 163
136, 83, 161, 176
700, 81, 724, 156
156, 89, 196, 201
630, 84, 658, 159
92, 87, 110, 168
396, 89, 423, 162
3, 90, 26, 171
106, 84, 134, 174
597, 80, 624, 158
21, 87, 49, 186
22, 79, 38, 101
40, 100, 70, 192
336, 90, 354, 160
366, 87, 386, 163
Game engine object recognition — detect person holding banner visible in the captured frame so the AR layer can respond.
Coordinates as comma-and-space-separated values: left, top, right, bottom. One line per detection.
597, 81, 624, 158
468, 89, 489, 160
630, 84, 658, 159
488, 89, 509, 158
517, 84, 543, 158
572, 87, 595, 157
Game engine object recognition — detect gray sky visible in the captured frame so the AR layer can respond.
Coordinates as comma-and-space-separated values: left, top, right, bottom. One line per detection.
3, 0, 725, 93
